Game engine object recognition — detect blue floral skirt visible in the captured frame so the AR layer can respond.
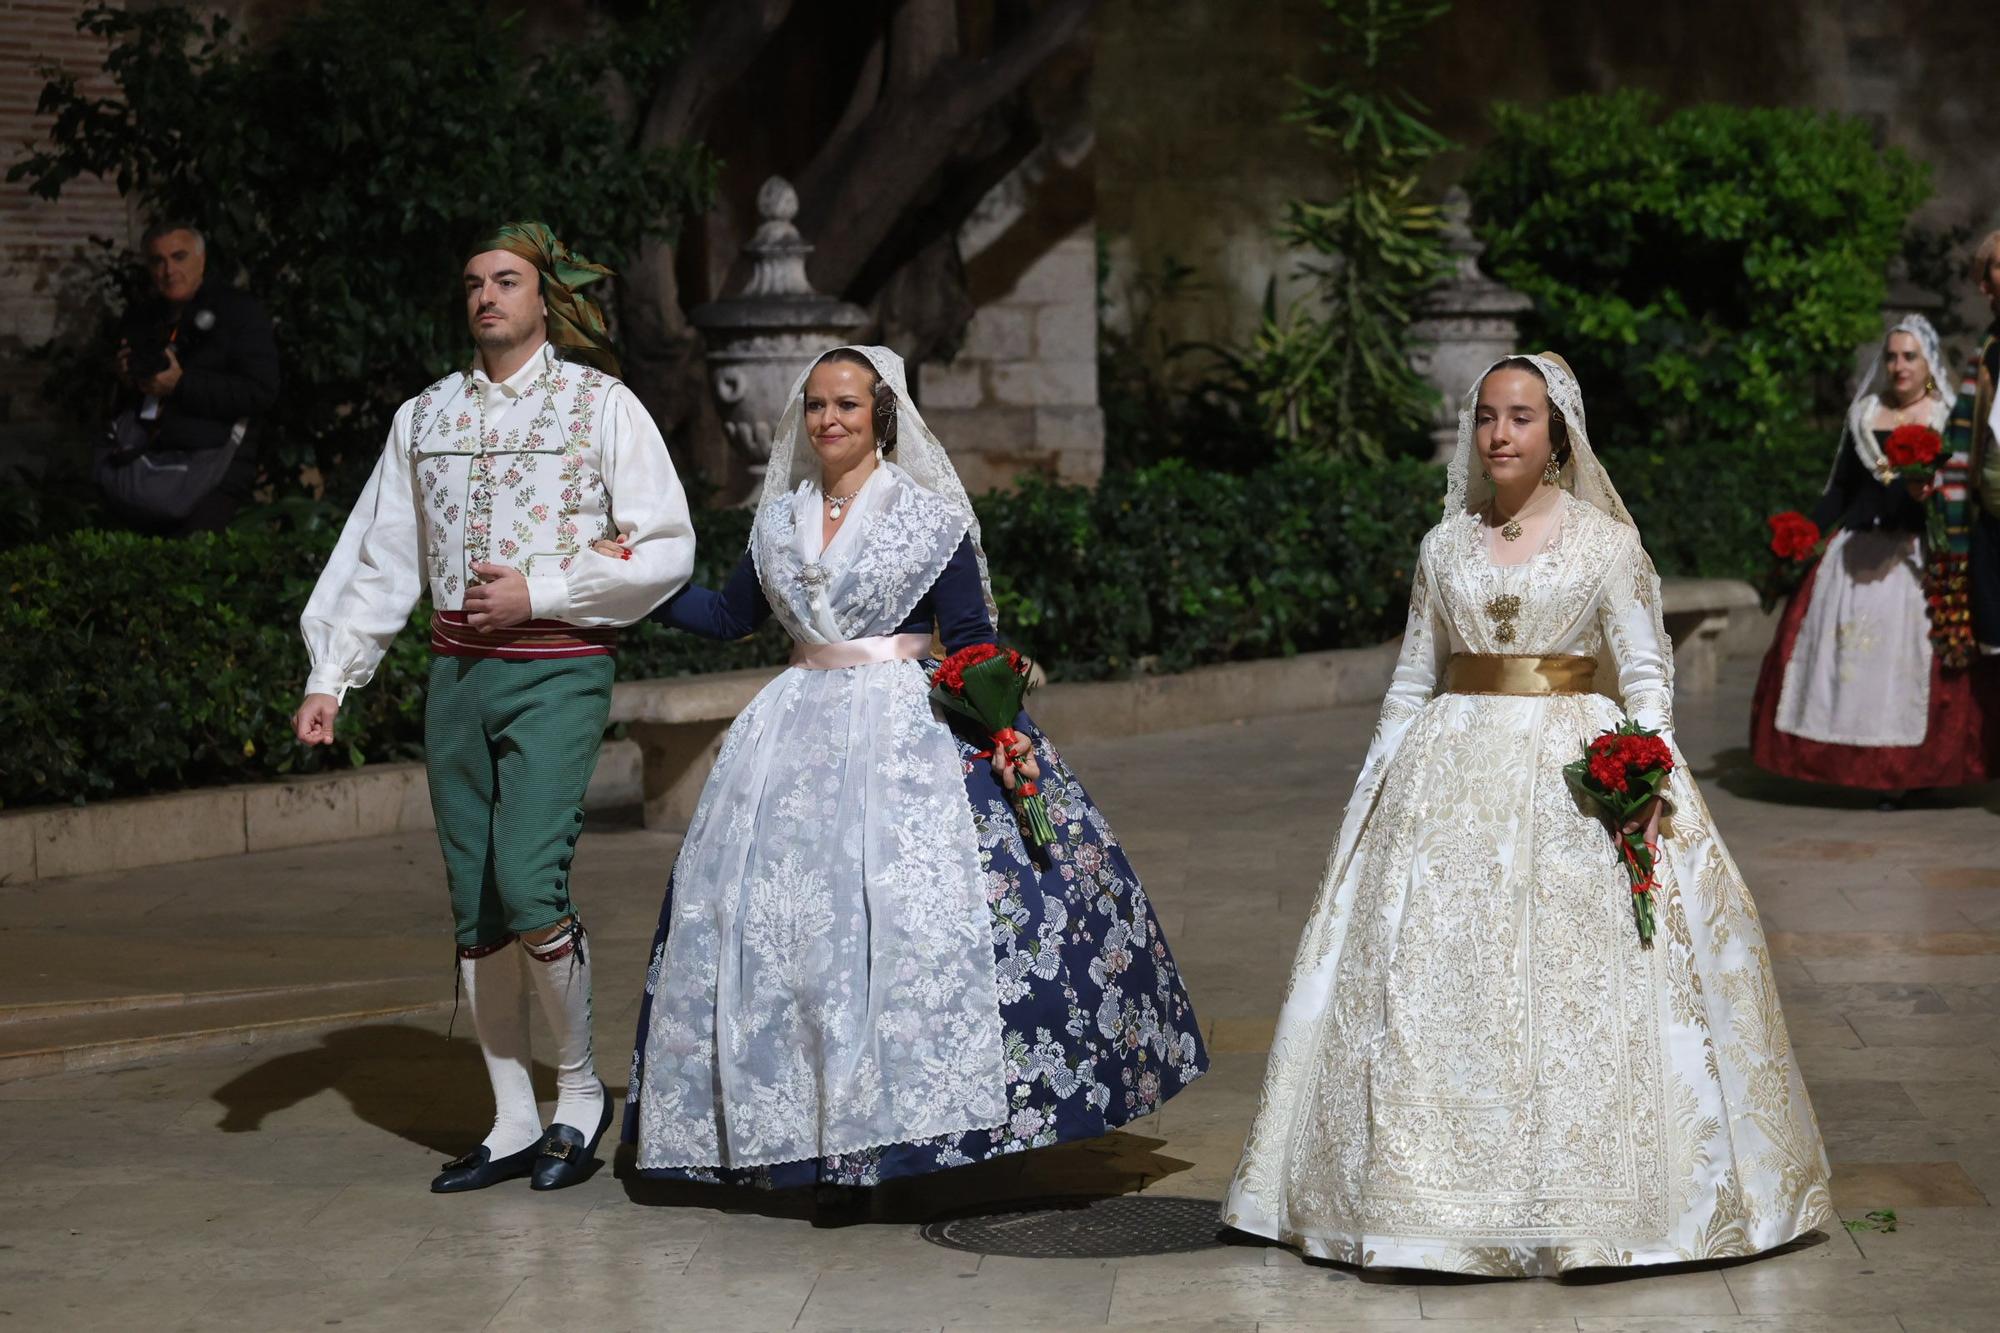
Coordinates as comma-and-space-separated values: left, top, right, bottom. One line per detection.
619, 711, 1208, 1188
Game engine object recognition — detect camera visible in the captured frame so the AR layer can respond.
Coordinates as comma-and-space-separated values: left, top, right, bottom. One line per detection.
127, 343, 173, 380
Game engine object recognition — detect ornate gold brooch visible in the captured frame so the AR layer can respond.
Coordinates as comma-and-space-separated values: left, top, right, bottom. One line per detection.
1485, 593, 1522, 645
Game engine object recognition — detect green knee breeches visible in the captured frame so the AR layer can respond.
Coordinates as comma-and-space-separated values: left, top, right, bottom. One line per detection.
424, 653, 615, 949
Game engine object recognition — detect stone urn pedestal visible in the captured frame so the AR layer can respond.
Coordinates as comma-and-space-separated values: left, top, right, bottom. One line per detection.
1406, 188, 1532, 462
691, 176, 867, 504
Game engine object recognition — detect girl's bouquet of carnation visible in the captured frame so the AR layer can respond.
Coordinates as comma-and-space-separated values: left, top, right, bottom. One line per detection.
1756, 510, 1824, 611
930, 645, 1057, 852
1563, 719, 1675, 946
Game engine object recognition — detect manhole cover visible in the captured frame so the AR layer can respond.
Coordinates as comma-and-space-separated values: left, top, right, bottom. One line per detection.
919, 1195, 1224, 1258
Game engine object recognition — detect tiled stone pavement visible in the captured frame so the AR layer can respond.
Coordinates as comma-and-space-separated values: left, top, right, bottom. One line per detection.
1, 658, 1996, 1331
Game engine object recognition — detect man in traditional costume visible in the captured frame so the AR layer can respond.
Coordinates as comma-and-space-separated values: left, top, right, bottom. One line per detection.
1947, 228, 2000, 652
291, 223, 695, 1192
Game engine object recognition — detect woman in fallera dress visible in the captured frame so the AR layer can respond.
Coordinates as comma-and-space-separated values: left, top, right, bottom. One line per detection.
1224, 353, 1833, 1275
615, 345, 1206, 1205
1750, 314, 1999, 803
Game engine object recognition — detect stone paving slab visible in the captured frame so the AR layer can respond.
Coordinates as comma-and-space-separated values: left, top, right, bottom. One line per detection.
0, 659, 1996, 1330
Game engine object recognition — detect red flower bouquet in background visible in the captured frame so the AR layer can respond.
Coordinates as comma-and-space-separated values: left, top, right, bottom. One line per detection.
1882, 424, 1950, 550
1767, 511, 1820, 562
1882, 423, 1943, 478
1563, 720, 1676, 945
1756, 510, 1825, 612
930, 645, 1058, 852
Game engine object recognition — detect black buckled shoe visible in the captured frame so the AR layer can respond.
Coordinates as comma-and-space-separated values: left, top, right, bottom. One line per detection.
530, 1084, 614, 1191
431, 1142, 538, 1193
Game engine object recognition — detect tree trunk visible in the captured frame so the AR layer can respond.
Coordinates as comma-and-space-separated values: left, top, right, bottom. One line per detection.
795, 0, 1098, 295
616, 0, 796, 485
606, 0, 1097, 481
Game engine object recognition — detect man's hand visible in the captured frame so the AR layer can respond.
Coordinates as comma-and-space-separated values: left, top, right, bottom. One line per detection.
138, 344, 183, 398
293, 693, 339, 746
466, 561, 533, 629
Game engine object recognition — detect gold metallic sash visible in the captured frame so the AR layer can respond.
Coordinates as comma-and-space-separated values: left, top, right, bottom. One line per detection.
1443, 652, 1598, 696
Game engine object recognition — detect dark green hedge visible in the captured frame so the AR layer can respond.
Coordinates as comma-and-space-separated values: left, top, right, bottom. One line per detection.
1465, 92, 1929, 580
3, 454, 1438, 809
987, 455, 1439, 678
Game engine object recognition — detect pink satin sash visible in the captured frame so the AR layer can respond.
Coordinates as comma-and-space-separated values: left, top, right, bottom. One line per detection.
789, 632, 934, 670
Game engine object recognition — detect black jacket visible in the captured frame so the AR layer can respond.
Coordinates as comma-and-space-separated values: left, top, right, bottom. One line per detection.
1811, 430, 1928, 535
119, 281, 280, 455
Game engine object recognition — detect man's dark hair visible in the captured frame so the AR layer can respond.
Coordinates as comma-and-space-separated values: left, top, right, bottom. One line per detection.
140, 221, 206, 254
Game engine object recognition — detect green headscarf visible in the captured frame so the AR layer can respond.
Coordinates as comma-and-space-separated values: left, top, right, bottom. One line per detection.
472, 221, 621, 376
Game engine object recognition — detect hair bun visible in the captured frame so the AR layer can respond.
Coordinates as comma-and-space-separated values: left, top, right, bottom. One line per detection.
872, 377, 899, 454
1538, 350, 1575, 377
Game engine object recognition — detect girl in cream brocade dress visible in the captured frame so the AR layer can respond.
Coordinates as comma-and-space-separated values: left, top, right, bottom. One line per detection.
1224, 354, 1834, 1275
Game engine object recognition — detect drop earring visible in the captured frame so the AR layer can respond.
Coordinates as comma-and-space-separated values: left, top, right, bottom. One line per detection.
1542, 458, 1562, 487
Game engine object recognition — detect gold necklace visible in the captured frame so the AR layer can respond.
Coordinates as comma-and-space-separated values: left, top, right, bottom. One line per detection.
1883, 392, 1930, 428
1495, 489, 1555, 542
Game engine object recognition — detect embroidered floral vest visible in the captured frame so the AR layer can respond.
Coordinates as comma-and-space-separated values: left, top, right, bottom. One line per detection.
405, 357, 614, 606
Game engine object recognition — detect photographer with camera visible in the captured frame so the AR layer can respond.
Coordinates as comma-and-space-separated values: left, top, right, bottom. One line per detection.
98, 221, 279, 534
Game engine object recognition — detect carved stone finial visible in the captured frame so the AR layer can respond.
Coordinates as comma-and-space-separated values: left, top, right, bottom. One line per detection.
690, 175, 869, 500
1407, 187, 1533, 461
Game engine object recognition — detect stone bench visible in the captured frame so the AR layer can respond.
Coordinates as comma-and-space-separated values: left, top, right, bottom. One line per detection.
602, 640, 1407, 835
600, 582, 1763, 838
1661, 577, 1764, 695
607, 666, 782, 831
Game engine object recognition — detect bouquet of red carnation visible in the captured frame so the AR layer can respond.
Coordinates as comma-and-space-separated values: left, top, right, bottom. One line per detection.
1756, 511, 1824, 611
1766, 511, 1820, 562
930, 644, 1057, 852
1882, 423, 1943, 480
1563, 719, 1675, 945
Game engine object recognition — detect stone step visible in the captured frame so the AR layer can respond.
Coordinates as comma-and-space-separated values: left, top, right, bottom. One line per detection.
0, 976, 449, 1080
0, 976, 428, 1025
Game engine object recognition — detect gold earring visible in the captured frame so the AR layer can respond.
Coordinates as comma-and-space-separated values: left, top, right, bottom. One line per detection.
1542, 458, 1562, 487
1925, 373, 1938, 396
1480, 467, 1492, 482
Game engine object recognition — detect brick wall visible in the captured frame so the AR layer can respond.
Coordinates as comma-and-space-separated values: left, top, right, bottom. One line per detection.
1, 0, 129, 424
920, 228, 1104, 494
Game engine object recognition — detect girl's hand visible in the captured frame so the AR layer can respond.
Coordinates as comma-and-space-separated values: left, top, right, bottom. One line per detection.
1621, 795, 1665, 851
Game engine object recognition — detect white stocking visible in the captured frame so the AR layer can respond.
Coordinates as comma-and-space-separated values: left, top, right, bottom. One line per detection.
461, 943, 542, 1158
523, 924, 604, 1135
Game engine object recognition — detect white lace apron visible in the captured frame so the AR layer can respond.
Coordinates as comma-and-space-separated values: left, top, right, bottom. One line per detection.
1775, 527, 1931, 746
632, 463, 1008, 1169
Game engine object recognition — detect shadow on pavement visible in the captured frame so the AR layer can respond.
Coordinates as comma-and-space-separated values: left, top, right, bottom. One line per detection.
1705, 745, 2000, 815
209, 1022, 574, 1156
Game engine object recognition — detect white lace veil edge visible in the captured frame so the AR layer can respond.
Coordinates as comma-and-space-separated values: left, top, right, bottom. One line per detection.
1838, 314, 1953, 484
756, 344, 997, 630
1444, 352, 1638, 533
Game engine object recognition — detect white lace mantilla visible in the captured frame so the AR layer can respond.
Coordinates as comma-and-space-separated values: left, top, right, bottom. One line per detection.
632, 463, 1007, 1169
1224, 494, 1833, 1273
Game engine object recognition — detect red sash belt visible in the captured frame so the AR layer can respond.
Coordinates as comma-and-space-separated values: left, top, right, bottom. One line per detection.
430, 610, 618, 661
